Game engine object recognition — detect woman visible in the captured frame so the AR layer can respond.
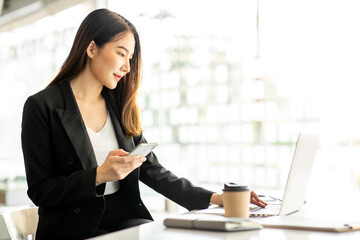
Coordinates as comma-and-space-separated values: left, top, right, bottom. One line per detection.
21, 9, 266, 239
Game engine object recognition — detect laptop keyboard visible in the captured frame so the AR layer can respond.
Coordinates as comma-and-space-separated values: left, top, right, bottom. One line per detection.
250, 204, 281, 216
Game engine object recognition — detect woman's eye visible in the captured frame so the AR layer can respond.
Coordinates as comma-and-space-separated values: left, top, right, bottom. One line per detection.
118, 53, 125, 57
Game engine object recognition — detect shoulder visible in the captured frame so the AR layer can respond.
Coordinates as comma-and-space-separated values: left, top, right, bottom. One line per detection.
30, 84, 62, 102
24, 84, 64, 111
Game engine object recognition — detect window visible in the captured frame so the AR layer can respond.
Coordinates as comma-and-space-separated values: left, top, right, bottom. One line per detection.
108, 0, 360, 196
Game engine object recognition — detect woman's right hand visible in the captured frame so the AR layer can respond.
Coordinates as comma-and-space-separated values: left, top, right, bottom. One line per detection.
96, 149, 146, 185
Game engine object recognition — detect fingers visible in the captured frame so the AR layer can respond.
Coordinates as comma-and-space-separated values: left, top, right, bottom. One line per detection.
251, 197, 267, 208
111, 155, 146, 176
251, 191, 261, 202
101, 150, 147, 181
109, 149, 129, 156
251, 191, 268, 208
110, 155, 146, 169
128, 156, 147, 167
121, 155, 146, 164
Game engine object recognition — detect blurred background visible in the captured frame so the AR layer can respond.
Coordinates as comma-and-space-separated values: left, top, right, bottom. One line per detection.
0, 0, 360, 215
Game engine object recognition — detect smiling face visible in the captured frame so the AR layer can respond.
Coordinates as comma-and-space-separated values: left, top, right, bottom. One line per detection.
87, 31, 135, 89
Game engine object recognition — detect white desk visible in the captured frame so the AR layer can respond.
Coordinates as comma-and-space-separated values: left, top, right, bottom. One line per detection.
90, 205, 360, 240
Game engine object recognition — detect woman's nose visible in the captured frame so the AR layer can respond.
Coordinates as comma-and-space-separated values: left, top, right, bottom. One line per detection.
120, 59, 131, 73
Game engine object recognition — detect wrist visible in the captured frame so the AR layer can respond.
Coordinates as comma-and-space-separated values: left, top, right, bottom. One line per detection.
96, 166, 106, 186
210, 193, 223, 206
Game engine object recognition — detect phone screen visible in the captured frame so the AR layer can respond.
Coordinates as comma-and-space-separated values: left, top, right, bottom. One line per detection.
129, 143, 158, 157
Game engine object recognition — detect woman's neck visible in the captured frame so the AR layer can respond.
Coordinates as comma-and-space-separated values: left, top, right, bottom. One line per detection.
70, 70, 103, 103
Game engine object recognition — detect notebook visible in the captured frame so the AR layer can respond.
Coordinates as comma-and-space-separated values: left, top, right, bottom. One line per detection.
250, 133, 319, 217
164, 213, 262, 231
260, 216, 360, 232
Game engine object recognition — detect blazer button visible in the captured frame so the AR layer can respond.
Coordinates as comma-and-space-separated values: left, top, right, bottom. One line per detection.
74, 208, 81, 214
67, 158, 74, 165
138, 203, 142, 206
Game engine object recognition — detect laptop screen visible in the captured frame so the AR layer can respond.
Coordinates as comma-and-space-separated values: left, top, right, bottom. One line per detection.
279, 133, 319, 216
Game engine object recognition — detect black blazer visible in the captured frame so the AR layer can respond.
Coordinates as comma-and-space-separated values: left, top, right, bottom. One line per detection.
21, 81, 213, 239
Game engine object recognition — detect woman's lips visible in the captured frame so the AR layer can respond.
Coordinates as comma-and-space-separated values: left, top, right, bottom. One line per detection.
113, 73, 122, 80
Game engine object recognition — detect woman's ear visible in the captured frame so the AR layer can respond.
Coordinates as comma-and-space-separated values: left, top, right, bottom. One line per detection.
86, 41, 97, 59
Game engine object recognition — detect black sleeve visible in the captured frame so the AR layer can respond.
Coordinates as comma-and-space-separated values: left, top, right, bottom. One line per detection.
136, 134, 214, 211
21, 96, 102, 207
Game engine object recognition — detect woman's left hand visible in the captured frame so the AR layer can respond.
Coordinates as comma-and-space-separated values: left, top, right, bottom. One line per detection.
250, 191, 267, 208
210, 191, 268, 208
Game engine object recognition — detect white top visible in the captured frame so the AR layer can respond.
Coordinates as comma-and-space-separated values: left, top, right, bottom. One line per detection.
85, 113, 119, 195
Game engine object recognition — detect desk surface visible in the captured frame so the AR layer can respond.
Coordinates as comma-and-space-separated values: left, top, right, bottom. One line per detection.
90, 205, 360, 240
90, 220, 360, 240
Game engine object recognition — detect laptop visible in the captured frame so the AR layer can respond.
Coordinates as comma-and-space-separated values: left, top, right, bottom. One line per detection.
250, 132, 319, 217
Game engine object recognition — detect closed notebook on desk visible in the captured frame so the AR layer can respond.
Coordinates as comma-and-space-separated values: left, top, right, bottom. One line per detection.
261, 216, 360, 232
164, 213, 262, 232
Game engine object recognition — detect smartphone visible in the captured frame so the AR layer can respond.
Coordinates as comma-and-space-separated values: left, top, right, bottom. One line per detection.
128, 143, 158, 157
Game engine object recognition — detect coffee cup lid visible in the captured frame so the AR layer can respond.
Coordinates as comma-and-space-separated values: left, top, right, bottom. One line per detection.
223, 182, 250, 192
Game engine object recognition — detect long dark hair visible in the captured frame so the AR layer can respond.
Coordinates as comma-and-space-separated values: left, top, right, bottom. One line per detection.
48, 8, 142, 136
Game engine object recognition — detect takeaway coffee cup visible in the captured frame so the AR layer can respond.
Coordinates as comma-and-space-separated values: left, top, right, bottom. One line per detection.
222, 182, 251, 218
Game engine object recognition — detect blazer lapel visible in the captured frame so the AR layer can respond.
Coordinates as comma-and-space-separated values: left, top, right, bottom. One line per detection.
56, 81, 97, 170
102, 90, 140, 187
102, 90, 135, 152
